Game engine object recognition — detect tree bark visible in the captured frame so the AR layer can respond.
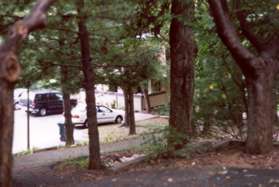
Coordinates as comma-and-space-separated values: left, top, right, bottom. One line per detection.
142, 85, 151, 113
123, 87, 136, 135
0, 1, 55, 186
76, 0, 102, 169
63, 92, 74, 146
169, 0, 197, 144
61, 66, 74, 146
246, 71, 276, 153
0, 83, 14, 187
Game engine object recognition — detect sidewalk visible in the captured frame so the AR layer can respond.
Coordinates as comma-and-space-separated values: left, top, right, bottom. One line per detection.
14, 136, 145, 171
13, 136, 146, 186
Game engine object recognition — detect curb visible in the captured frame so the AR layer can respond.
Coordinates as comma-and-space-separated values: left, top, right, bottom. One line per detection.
159, 115, 169, 119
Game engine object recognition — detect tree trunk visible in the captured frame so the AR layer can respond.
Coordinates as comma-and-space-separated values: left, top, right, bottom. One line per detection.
63, 92, 74, 146
0, 82, 14, 187
169, 0, 196, 143
246, 71, 275, 153
123, 87, 136, 135
76, 0, 102, 169
0, 1, 55, 186
142, 85, 151, 113
61, 66, 74, 146
61, 65, 75, 146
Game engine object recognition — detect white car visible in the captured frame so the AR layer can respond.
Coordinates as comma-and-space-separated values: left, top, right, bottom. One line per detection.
14, 88, 27, 110
71, 103, 123, 127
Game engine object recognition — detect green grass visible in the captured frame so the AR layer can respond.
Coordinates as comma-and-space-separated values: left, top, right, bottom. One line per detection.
152, 105, 169, 116
59, 156, 89, 169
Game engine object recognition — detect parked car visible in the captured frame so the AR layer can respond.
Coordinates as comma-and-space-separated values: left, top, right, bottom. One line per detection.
14, 88, 27, 110
71, 103, 123, 127
18, 90, 77, 116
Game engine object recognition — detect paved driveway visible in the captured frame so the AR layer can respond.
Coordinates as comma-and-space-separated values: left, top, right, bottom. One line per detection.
13, 109, 157, 154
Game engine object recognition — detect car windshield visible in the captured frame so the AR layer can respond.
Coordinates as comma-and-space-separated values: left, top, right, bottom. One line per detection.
98, 106, 112, 113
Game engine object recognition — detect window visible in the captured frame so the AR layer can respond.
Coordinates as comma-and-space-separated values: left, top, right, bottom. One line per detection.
35, 94, 47, 101
98, 106, 112, 113
49, 93, 60, 101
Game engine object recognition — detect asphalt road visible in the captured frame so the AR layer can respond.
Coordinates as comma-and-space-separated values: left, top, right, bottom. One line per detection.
13, 110, 84, 153
14, 165, 279, 187
13, 109, 155, 154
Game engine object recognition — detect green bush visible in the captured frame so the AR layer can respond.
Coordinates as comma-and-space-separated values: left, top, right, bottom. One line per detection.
142, 125, 190, 158
152, 105, 169, 116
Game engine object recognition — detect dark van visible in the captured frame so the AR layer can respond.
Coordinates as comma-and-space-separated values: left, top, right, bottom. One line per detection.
19, 90, 77, 116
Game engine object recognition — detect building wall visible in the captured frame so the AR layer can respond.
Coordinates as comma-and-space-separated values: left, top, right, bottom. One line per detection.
74, 90, 144, 112
143, 91, 168, 109
74, 81, 169, 112
95, 91, 143, 112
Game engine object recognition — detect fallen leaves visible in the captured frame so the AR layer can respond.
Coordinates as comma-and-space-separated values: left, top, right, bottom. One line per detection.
167, 178, 173, 182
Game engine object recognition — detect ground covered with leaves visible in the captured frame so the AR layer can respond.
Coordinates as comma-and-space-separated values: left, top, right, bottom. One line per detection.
52, 141, 279, 183
139, 142, 279, 170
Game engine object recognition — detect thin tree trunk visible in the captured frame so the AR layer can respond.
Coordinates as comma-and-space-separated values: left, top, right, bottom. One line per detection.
123, 87, 136, 135
63, 92, 74, 146
128, 88, 136, 135
0, 83, 14, 187
76, 0, 102, 169
59, 22, 74, 146
61, 66, 74, 146
123, 90, 129, 127
142, 85, 151, 113
61, 61, 75, 146
169, 0, 196, 146
246, 72, 275, 153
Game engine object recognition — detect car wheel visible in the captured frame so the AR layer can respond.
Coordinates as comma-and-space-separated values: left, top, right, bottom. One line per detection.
115, 116, 123, 124
39, 108, 47, 116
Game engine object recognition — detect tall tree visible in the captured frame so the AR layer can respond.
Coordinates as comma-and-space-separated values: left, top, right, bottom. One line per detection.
169, 0, 197, 146
208, 0, 279, 154
76, 0, 102, 169
0, 1, 55, 186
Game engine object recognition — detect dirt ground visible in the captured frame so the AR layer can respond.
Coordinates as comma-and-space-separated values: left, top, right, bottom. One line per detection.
52, 141, 279, 184
136, 142, 279, 171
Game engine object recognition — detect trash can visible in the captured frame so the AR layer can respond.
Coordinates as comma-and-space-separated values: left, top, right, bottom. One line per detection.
57, 123, 66, 142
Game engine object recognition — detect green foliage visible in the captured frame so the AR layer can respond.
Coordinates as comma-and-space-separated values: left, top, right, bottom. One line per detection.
152, 105, 170, 116
235, 0, 279, 42
142, 125, 189, 158
95, 39, 164, 90
60, 156, 88, 169
142, 125, 168, 157
1, 0, 168, 93
15, 147, 37, 156
3, 0, 276, 143
193, 2, 247, 138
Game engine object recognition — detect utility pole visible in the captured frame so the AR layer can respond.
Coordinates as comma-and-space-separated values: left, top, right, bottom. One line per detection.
27, 82, 31, 150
